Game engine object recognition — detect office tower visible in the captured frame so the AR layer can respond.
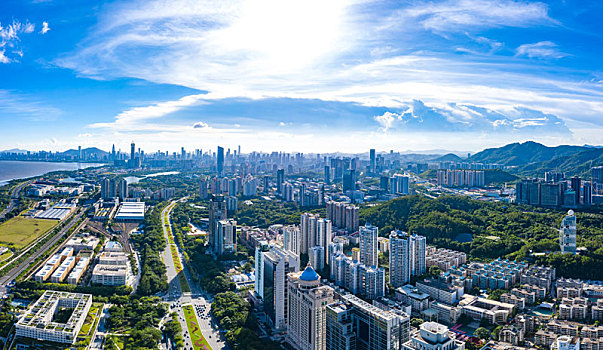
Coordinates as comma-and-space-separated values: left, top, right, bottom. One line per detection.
130, 141, 135, 161
309, 246, 325, 271
560, 210, 577, 254
277, 168, 285, 194
370, 149, 376, 174
118, 179, 128, 200
389, 230, 427, 288
100, 178, 117, 199
401, 322, 465, 350
332, 294, 410, 350
343, 169, 356, 192
593, 166, 603, 184
583, 183, 593, 205
570, 177, 581, 204
78, 146, 82, 161
359, 224, 378, 267
111, 144, 116, 160
326, 302, 356, 350
324, 165, 331, 185
209, 195, 227, 254
262, 245, 299, 330
216, 219, 237, 254
217, 146, 224, 175
287, 266, 334, 350
199, 179, 209, 199
254, 241, 270, 299
263, 176, 270, 193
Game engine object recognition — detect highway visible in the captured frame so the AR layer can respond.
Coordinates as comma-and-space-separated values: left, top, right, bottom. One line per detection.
0, 213, 87, 296
160, 200, 226, 350
0, 181, 30, 219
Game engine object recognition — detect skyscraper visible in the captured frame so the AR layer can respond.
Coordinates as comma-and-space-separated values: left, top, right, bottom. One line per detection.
130, 141, 135, 161
216, 219, 237, 254
209, 195, 227, 254
254, 241, 270, 299
277, 168, 285, 194
217, 146, 224, 175
118, 179, 128, 200
287, 266, 334, 350
592, 166, 603, 184
324, 165, 331, 185
300, 213, 318, 254
389, 230, 427, 288
261, 245, 299, 331
309, 246, 325, 272
328, 294, 410, 350
560, 210, 577, 254
359, 224, 378, 267
370, 149, 376, 174
100, 178, 117, 199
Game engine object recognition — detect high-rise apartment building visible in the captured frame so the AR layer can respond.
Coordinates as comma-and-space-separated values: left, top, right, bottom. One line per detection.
100, 178, 117, 199
216, 220, 237, 255
359, 224, 378, 267
310, 246, 325, 272
560, 210, 577, 254
118, 179, 128, 200
389, 230, 426, 288
287, 266, 334, 350
254, 241, 270, 299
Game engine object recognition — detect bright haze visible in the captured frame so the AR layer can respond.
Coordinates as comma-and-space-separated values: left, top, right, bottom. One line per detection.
1, 0, 602, 153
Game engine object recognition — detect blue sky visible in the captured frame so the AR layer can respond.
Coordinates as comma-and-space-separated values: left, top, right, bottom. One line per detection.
1, 0, 602, 153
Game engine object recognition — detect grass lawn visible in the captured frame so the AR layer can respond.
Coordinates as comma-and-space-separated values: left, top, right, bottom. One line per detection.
78, 303, 103, 337
183, 304, 213, 350
0, 250, 13, 261
0, 215, 57, 248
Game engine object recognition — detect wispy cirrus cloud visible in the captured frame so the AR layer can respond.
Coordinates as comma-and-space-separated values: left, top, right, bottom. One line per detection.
0, 90, 62, 120
0, 19, 48, 63
516, 41, 568, 59
396, 0, 556, 33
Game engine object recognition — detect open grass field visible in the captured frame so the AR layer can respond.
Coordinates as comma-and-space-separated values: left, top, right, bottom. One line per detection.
0, 215, 57, 248
183, 304, 212, 350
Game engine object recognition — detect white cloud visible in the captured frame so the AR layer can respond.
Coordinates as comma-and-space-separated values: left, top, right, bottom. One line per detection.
55, 0, 603, 132
89, 94, 208, 129
516, 41, 567, 59
0, 50, 10, 64
0, 20, 47, 62
192, 121, 209, 129
399, 0, 555, 33
374, 112, 400, 131
40, 22, 50, 34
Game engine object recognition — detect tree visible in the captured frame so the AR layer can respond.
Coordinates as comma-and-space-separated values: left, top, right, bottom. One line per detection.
411, 318, 424, 328
474, 327, 491, 340
487, 289, 505, 301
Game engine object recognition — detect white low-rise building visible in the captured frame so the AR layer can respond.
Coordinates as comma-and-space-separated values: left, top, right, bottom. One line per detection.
16, 291, 92, 344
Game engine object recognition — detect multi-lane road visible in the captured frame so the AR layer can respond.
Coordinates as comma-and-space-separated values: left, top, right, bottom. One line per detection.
0, 181, 30, 219
160, 200, 225, 350
0, 212, 86, 296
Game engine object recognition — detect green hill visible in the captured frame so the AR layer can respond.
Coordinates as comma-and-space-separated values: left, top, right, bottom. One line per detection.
484, 169, 520, 185
359, 195, 603, 280
469, 141, 588, 166
516, 148, 603, 177
433, 153, 464, 162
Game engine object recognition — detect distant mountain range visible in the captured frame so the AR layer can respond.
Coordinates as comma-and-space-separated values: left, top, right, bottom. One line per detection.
61, 147, 109, 158
1, 147, 109, 158
469, 141, 603, 177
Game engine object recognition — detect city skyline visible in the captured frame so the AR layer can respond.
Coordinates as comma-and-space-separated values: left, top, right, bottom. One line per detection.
1, 0, 603, 152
